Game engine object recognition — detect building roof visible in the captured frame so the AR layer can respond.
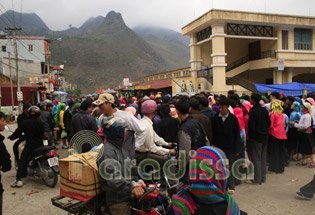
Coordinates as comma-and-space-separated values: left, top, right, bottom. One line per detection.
1, 84, 44, 89
182, 9, 315, 35
0, 35, 50, 41
51, 65, 63, 70
134, 79, 172, 90
144, 67, 190, 78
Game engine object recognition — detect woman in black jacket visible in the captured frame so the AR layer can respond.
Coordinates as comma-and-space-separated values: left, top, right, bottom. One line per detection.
0, 112, 12, 215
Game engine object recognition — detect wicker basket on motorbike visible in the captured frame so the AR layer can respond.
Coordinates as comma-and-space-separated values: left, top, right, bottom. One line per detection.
59, 150, 102, 201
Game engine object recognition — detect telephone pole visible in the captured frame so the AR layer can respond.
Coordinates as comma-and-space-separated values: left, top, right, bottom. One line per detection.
5, 27, 22, 113
8, 52, 14, 111
44, 50, 52, 93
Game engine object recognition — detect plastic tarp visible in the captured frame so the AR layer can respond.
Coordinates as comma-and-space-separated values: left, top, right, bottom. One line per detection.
254, 82, 315, 96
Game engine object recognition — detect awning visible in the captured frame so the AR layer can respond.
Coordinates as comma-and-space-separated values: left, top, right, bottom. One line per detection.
254, 82, 315, 96
134, 79, 172, 90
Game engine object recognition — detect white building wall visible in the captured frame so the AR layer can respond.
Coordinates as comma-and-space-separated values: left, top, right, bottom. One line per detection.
0, 39, 45, 62
0, 57, 42, 82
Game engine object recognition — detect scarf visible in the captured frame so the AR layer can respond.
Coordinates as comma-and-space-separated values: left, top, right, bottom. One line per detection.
241, 100, 252, 113
303, 102, 314, 119
208, 96, 216, 106
307, 98, 315, 108
72, 103, 81, 115
271, 99, 283, 114
293, 101, 302, 115
172, 146, 240, 215
54, 103, 66, 125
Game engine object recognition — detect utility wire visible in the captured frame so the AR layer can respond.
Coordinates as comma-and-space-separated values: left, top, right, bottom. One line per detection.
11, 0, 15, 27
0, 5, 44, 53
19, 0, 23, 28
0, 7, 46, 62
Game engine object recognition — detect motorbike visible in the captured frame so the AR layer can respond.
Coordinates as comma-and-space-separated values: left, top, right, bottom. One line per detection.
51, 166, 182, 215
29, 145, 59, 188
6, 125, 59, 188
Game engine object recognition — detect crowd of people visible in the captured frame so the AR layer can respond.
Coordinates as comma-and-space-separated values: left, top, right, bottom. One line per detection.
1, 90, 315, 214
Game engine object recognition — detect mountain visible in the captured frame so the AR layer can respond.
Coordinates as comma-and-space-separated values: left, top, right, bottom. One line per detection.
0, 10, 190, 93
49, 11, 167, 93
133, 26, 190, 69
0, 10, 49, 33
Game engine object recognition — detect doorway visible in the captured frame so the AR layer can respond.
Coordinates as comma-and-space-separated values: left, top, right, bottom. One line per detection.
248, 41, 261, 61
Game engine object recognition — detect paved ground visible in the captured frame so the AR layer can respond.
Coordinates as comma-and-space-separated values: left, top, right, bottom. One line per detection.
2, 123, 315, 215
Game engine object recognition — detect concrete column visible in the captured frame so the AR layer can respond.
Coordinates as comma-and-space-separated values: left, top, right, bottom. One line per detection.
273, 68, 283, 84
211, 24, 227, 93
282, 68, 293, 83
277, 29, 282, 50
288, 30, 294, 50
189, 35, 201, 81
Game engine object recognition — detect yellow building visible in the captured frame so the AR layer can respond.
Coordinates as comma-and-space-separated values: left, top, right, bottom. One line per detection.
182, 9, 315, 94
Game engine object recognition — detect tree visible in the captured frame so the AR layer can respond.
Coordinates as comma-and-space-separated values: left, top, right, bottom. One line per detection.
66, 88, 81, 97
69, 24, 72, 29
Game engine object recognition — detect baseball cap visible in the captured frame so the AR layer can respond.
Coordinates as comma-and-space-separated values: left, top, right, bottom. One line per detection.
93, 93, 115, 105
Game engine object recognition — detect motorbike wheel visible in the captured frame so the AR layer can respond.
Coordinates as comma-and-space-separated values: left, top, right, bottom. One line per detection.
41, 161, 58, 188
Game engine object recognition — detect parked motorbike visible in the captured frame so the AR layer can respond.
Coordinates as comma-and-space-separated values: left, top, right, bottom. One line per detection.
24, 145, 59, 188
6, 125, 59, 187
51, 167, 181, 215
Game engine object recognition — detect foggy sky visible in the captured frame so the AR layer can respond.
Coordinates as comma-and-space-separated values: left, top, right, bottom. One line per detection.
1, 0, 315, 33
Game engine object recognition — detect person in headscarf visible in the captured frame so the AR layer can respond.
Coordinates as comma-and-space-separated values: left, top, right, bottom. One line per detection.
125, 106, 137, 117
52, 99, 59, 116
290, 102, 315, 167
56, 103, 67, 149
172, 146, 244, 215
92, 107, 101, 128
287, 101, 302, 160
208, 96, 216, 108
306, 98, 315, 140
240, 100, 252, 142
72, 103, 81, 116
268, 99, 287, 174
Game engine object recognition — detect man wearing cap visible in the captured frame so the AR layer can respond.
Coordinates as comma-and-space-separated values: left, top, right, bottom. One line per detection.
94, 93, 147, 159
155, 94, 162, 105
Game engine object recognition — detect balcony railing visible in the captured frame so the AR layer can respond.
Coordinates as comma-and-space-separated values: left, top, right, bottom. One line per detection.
294, 42, 312, 50
226, 50, 276, 72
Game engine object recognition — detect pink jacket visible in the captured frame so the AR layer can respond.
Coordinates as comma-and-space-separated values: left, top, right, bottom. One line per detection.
269, 113, 287, 140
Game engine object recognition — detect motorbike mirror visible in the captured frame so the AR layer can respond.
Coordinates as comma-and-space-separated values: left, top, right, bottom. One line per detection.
5, 125, 11, 132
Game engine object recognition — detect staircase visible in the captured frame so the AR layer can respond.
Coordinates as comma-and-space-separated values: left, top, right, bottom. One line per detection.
196, 50, 276, 93
226, 77, 259, 93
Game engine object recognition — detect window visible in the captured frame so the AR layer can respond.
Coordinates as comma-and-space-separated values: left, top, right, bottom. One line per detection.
28, 44, 33, 51
294, 28, 312, 50
282, 30, 288, 50
2, 46, 6, 52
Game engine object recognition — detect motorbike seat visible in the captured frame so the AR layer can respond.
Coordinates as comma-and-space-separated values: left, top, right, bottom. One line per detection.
32, 146, 55, 156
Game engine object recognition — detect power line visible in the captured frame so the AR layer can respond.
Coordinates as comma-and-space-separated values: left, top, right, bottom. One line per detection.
19, 0, 23, 28
0, 7, 45, 62
11, 0, 15, 27
0, 5, 47, 55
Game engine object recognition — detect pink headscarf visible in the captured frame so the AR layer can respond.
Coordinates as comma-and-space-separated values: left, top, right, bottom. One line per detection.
234, 108, 245, 131
307, 98, 315, 108
208, 96, 216, 106
242, 101, 252, 113
53, 99, 59, 105
125, 107, 136, 116
119, 98, 126, 105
